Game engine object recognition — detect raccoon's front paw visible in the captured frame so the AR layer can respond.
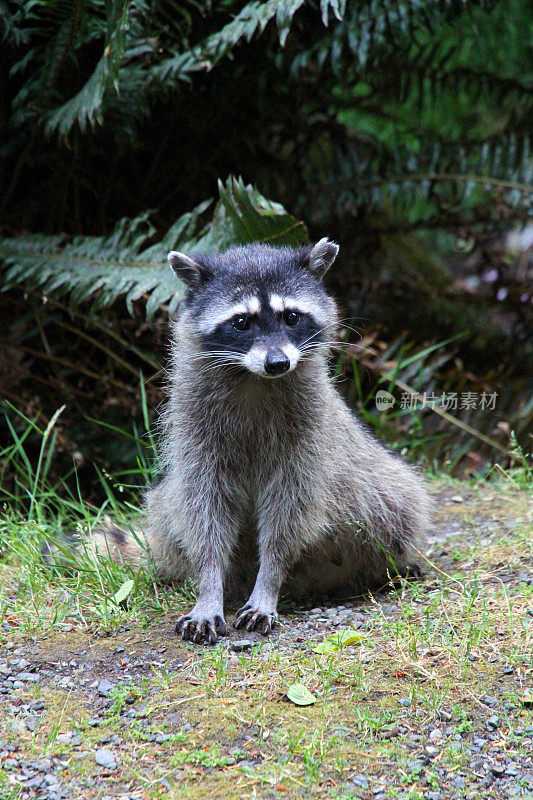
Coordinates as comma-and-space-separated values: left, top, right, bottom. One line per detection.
233, 603, 278, 635
175, 607, 228, 645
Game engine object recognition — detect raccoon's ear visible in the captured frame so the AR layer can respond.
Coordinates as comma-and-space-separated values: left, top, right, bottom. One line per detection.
167, 251, 211, 289
307, 238, 339, 279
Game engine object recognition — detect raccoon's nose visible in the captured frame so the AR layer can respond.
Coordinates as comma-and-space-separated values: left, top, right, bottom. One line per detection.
264, 349, 290, 376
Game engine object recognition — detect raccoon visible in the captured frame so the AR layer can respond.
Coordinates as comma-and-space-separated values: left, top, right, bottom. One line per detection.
87, 239, 431, 644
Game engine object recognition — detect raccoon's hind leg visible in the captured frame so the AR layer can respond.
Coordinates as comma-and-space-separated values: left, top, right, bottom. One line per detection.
322, 464, 430, 594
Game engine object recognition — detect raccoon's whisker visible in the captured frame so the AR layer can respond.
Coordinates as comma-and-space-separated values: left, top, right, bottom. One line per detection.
299, 323, 338, 348
336, 318, 365, 337
300, 340, 367, 353
312, 319, 366, 342
195, 358, 245, 375
196, 356, 243, 368
193, 358, 236, 368
325, 341, 367, 350
337, 314, 375, 328
299, 343, 328, 352
192, 350, 244, 361
196, 356, 243, 365
299, 320, 358, 349
193, 357, 245, 371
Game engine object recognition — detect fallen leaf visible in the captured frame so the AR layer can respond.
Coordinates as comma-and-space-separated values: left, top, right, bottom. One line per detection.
313, 629, 367, 653
286, 683, 317, 706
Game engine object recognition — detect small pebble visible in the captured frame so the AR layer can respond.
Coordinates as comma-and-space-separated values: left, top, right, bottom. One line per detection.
97, 679, 115, 697
25, 776, 45, 789
95, 748, 117, 770
17, 672, 39, 683
352, 774, 369, 789
229, 640, 256, 652
481, 695, 498, 707
10, 659, 30, 670
25, 716, 39, 732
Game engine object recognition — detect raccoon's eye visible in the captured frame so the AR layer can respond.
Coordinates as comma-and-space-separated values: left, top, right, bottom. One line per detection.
283, 310, 300, 327
232, 314, 251, 331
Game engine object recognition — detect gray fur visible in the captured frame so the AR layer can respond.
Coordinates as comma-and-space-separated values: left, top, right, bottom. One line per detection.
90, 240, 431, 644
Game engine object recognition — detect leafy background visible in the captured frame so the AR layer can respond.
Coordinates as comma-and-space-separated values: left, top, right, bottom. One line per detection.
0, 0, 531, 503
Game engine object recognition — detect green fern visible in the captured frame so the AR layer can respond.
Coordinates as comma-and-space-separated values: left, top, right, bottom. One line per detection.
9, 1, 484, 139
126, 0, 320, 91
320, 136, 533, 226
0, 177, 308, 319
2, 0, 531, 233
6, 0, 318, 138
290, 0, 478, 76
44, 0, 130, 137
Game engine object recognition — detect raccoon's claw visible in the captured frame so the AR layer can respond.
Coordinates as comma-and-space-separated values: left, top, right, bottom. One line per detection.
233, 605, 277, 635
386, 562, 424, 590
176, 612, 228, 645
395, 563, 423, 581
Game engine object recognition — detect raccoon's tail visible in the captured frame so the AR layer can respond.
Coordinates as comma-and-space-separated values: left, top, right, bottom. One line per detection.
42, 518, 150, 571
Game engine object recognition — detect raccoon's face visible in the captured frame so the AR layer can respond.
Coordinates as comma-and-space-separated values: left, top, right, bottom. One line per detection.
168, 240, 339, 379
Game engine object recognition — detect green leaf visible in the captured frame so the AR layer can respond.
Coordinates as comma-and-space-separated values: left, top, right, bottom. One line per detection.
312, 629, 367, 653
0, 177, 308, 321
286, 683, 317, 706
113, 579, 134, 605
201, 176, 308, 251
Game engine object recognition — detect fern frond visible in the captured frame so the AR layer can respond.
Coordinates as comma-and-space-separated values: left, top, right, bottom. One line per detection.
151, 0, 307, 84
201, 177, 308, 250
308, 135, 532, 226
0, 178, 308, 319
290, 0, 479, 76
45, 0, 130, 136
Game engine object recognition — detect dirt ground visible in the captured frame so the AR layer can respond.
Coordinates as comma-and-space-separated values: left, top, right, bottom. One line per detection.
0, 478, 531, 800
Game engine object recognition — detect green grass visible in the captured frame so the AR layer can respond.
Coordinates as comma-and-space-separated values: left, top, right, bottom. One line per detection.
0, 404, 531, 799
